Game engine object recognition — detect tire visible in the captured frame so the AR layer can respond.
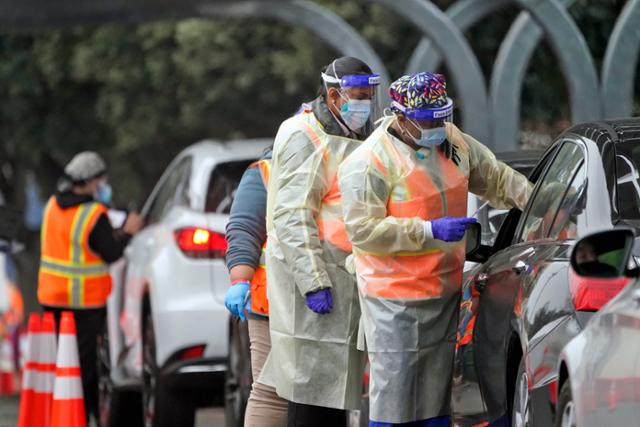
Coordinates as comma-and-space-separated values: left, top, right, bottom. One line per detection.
556, 380, 576, 427
142, 308, 196, 427
225, 318, 252, 427
97, 323, 143, 427
511, 359, 532, 427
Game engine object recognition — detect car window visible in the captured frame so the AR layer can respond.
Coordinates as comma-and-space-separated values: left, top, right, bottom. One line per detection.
547, 164, 586, 240
146, 156, 192, 224
205, 160, 255, 214
615, 141, 640, 220
518, 142, 584, 243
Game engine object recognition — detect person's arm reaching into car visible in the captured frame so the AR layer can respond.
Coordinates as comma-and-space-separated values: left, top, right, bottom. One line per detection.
464, 132, 533, 211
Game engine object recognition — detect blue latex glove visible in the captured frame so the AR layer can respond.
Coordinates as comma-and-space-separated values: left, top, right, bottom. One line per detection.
430, 217, 477, 242
224, 281, 250, 321
305, 288, 333, 314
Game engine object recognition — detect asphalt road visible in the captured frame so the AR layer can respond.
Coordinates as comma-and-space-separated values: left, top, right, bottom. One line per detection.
0, 396, 226, 427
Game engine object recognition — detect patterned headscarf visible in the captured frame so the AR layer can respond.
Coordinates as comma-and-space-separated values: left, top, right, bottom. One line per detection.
389, 72, 449, 113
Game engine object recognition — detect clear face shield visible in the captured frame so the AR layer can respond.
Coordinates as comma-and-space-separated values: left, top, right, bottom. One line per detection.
321, 72, 381, 136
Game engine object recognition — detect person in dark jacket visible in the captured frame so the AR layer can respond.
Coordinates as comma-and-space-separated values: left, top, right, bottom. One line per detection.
224, 148, 289, 427
38, 151, 142, 423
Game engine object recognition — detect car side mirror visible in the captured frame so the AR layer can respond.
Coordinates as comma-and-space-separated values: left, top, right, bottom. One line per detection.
465, 222, 481, 256
570, 228, 635, 278
465, 222, 491, 264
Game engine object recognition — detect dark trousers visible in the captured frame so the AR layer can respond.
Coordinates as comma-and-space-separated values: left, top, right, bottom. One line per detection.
42, 305, 106, 423
287, 401, 347, 427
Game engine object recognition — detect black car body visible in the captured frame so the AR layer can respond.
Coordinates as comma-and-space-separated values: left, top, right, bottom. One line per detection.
454, 118, 640, 426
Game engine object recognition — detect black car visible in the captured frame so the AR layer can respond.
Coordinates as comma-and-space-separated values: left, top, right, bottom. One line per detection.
455, 118, 640, 426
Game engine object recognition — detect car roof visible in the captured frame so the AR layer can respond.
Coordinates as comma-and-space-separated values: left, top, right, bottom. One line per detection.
180, 138, 272, 167
495, 150, 544, 166
495, 150, 544, 177
563, 117, 640, 148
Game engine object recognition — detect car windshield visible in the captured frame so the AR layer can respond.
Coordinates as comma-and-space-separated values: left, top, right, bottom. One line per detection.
615, 141, 640, 221
205, 160, 255, 214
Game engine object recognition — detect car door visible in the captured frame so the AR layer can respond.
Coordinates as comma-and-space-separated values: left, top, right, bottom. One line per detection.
472, 140, 587, 422
575, 278, 640, 426
117, 156, 192, 376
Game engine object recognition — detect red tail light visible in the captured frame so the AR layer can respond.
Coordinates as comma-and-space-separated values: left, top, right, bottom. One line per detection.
174, 227, 227, 259
178, 344, 206, 361
569, 270, 630, 311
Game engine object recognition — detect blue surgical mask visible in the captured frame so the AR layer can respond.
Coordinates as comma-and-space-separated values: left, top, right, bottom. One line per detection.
408, 120, 446, 148
94, 182, 112, 205
339, 98, 372, 132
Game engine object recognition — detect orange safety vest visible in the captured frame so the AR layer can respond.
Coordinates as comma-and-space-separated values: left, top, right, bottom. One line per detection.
249, 159, 271, 316
355, 125, 469, 300
38, 197, 112, 308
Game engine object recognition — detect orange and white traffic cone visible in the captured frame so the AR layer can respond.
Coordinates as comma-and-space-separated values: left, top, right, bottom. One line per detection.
50, 311, 86, 427
37, 312, 57, 427
17, 312, 41, 427
0, 331, 16, 395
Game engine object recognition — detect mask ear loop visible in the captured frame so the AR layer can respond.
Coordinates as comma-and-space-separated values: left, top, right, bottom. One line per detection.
332, 60, 351, 103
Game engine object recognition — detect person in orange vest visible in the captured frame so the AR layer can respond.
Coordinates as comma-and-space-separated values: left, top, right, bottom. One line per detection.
38, 151, 143, 423
224, 147, 289, 427
338, 72, 532, 426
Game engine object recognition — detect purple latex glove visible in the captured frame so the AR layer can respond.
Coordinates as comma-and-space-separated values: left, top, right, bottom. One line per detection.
430, 217, 477, 242
305, 288, 333, 314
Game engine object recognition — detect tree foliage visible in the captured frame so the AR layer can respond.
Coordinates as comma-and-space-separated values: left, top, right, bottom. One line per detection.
0, 0, 637, 207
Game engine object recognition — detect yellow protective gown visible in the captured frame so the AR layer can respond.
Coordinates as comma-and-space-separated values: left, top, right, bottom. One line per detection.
338, 117, 532, 423
258, 104, 364, 410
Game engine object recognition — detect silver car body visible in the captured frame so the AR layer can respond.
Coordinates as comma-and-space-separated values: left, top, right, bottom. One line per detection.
559, 268, 640, 426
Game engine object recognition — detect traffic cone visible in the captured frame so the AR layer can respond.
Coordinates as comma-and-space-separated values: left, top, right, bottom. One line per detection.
37, 312, 57, 427
0, 331, 16, 395
17, 312, 41, 427
50, 311, 86, 427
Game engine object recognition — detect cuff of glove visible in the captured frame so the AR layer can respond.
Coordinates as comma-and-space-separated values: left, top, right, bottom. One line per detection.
231, 279, 251, 286
423, 221, 434, 240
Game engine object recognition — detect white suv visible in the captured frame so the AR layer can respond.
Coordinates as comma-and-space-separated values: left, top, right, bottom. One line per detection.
100, 139, 270, 427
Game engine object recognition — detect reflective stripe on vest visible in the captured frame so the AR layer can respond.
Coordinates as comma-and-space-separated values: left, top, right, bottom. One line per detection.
249, 159, 271, 316
356, 126, 469, 300
38, 197, 112, 308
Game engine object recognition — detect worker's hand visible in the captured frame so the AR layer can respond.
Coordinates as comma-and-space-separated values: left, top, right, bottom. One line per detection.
428, 217, 477, 242
225, 281, 250, 321
122, 212, 144, 235
305, 288, 333, 314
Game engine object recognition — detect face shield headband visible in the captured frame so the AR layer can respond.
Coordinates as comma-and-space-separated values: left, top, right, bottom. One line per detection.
321, 72, 381, 88
391, 97, 454, 122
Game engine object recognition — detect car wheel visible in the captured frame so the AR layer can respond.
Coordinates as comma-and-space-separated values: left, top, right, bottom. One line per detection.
97, 323, 143, 427
556, 380, 576, 427
512, 359, 532, 427
225, 318, 251, 427
142, 309, 196, 427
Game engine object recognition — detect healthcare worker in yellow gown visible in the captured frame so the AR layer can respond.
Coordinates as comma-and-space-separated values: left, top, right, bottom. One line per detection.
259, 56, 380, 427
338, 72, 533, 427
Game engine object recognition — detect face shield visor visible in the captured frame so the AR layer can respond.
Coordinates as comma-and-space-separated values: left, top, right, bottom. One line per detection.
322, 72, 381, 136
391, 98, 454, 149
